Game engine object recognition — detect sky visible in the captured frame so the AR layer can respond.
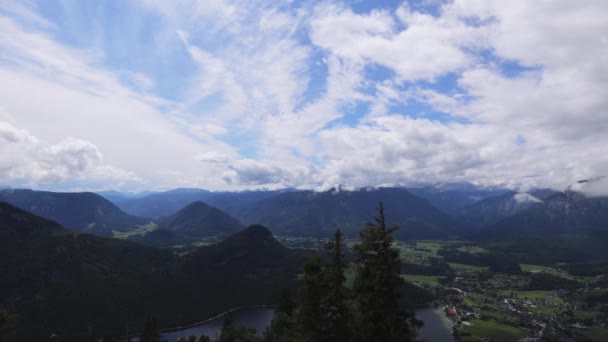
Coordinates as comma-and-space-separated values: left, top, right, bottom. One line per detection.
0, 0, 607, 194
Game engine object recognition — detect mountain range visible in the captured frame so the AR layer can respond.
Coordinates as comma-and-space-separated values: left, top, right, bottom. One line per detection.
222, 187, 460, 240
0, 202, 309, 340
482, 191, 608, 239
3, 184, 608, 243
456, 189, 557, 230
0, 189, 148, 236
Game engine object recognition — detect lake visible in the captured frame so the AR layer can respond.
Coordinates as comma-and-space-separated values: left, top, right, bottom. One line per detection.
415, 306, 456, 342
162, 305, 455, 342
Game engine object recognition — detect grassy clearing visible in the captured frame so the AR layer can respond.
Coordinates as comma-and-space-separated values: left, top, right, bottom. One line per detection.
574, 310, 599, 320
401, 274, 443, 285
585, 327, 608, 341
112, 222, 157, 239
516, 290, 553, 299
456, 245, 487, 254
344, 263, 357, 289
460, 319, 527, 341
520, 264, 570, 277
448, 263, 488, 273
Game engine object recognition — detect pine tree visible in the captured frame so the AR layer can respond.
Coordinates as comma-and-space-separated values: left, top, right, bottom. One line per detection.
294, 256, 324, 342
276, 288, 294, 316
140, 314, 161, 342
218, 313, 261, 342
352, 203, 416, 342
321, 229, 349, 341
263, 288, 296, 342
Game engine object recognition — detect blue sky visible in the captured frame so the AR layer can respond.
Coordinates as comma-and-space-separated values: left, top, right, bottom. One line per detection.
0, 0, 607, 195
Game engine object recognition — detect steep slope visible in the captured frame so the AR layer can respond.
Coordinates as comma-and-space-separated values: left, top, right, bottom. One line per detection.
483, 191, 608, 239
156, 201, 244, 239
0, 202, 176, 340
457, 190, 553, 229
407, 185, 508, 215
231, 188, 459, 239
204, 190, 284, 214
117, 188, 214, 217
96, 190, 156, 206
0, 203, 308, 341
183, 224, 310, 277
128, 228, 190, 247
482, 230, 608, 265
0, 189, 148, 236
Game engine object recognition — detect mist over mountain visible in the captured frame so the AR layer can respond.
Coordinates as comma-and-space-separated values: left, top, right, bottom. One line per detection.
226, 187, 460, 240
407, 184, 509, 215
456, 189, 558, 229
115, 188, 214, 217
95, 190, 157, 206
482, 191, 608, 239
0, 189, 148, 237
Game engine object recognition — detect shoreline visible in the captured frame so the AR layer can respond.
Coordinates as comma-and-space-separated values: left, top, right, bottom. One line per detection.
116, 305, 276, 341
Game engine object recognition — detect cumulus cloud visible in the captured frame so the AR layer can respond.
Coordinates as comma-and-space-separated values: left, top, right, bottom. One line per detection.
0, 0, 607, 194
0, 121, 136, 185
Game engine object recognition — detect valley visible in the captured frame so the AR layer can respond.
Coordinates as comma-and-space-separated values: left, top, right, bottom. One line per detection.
0, 185, 607, 341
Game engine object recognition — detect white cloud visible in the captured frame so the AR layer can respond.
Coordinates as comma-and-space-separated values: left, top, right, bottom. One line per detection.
514, 193, 542, 204
0, 0, 606, 195
0, 120, 136, 184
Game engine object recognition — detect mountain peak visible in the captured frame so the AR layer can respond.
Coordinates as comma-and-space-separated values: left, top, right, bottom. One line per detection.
157, 201, 244, 238
241, 224, 274, 240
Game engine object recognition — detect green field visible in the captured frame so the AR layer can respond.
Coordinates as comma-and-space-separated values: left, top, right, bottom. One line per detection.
456, 245, 487, 254
460, 319, 528, 341
402, 274, 443, 285
515, 290, 553, 299
585, 327, 608, 341
520, 264, 570, 278
112, 222, 157, 239
448, 263, 488, 272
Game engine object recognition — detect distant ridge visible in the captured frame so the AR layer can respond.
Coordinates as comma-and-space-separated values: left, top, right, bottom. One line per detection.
116, 188, 214, 217
0, 189, 148, 236
228, 187, 460, 239
456, 189, 556, 229
156, 200, 244, 239
482, 191, 608, 239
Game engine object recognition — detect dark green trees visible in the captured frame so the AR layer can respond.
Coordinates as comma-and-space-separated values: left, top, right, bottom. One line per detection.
321, 229, 349, 341
266, 203, 417, 342
295, 256, 324, 341
263, 288, 296, 342
0, 308, 16, 342
353, 203, 416, 342
218, 313, 261, 342
141, 314, 161, 342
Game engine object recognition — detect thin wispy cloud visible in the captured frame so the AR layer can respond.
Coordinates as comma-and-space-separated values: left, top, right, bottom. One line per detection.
0, 0, 606, 193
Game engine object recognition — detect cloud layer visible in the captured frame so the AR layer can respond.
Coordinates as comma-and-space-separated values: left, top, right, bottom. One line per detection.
0, 1, 606, 194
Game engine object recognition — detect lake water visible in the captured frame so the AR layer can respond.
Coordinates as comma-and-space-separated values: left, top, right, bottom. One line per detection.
415, 306, 456, 342
162, 305, 454, 342
161, 307, 274, 341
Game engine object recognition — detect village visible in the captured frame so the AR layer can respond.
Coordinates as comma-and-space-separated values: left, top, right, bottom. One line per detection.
398, 241, 608, 342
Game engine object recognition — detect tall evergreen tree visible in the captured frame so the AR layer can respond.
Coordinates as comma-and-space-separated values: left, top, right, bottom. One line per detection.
321, 229, 349, 341
140, 314, 161, 342
294, 256, 324, 342
276, 288, 294, 316
263, 288, 296, 342
218, 313, 261, 342
352, 203, 416, 342
0, 308, 16, 342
